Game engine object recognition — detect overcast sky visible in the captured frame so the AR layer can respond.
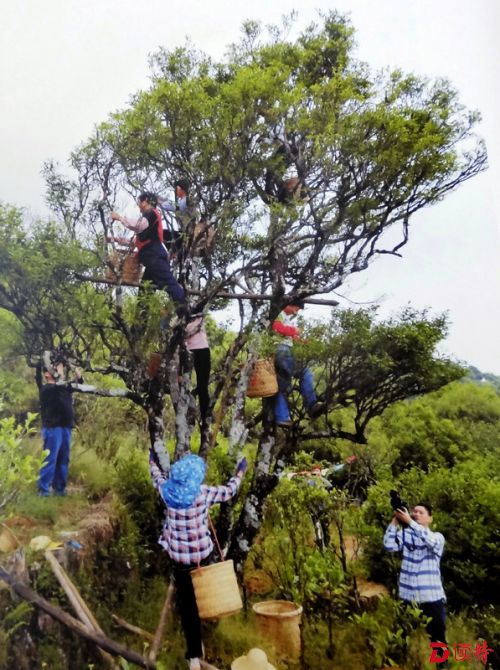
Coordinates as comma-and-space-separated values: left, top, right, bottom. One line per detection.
1, 0, 499, 373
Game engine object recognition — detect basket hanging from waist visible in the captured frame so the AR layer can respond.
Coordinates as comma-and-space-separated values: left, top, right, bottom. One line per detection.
105, 250, 142, 284
190, 515, 242, 619
246, 358, 278, 398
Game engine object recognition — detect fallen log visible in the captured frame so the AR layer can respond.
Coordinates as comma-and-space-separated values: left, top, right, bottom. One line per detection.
0, 565, 155, 669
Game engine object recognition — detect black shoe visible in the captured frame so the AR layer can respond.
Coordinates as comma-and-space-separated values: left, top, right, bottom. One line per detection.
308, 402, 326, 419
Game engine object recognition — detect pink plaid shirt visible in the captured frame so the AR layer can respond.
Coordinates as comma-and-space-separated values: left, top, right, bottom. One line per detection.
150, 460, 242, 565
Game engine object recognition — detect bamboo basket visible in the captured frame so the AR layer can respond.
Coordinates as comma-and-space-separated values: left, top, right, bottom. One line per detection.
191, 560, 243, 620
192, 221, 216, 257
252, 600, 303, 661
0, 523, 19, 553
246, 359, 278, 398
147, 352, 162, 379
105, 250, 142, 284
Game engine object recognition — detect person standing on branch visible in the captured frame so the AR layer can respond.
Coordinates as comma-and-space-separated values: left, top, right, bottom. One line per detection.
157, 179, 193, 259
384, 503, 448, 653
272, 300, 325, 426
149, 452, 247, 670
111, 192, 185, 305
185, 316, 211, 431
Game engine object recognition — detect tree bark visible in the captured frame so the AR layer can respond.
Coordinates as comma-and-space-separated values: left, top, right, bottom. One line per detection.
228, 399, 281, 571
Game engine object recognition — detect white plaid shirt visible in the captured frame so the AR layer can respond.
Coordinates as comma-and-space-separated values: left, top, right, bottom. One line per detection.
384, 520, 446, 603
150, 460, 242, 565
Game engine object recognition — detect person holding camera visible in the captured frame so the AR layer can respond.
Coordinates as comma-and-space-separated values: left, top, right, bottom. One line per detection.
383, 499, 447, 649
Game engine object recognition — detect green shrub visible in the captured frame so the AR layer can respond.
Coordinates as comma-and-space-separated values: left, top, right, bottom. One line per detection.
0, 412, 45, 517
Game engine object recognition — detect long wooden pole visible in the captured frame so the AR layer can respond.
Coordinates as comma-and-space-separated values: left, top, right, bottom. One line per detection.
112, 614, 155, 642
78, 275, 339, 306
44, 551, 118, 669
0, 566, 156, 670
148, 581, 175, 663
188, 289, 339, 307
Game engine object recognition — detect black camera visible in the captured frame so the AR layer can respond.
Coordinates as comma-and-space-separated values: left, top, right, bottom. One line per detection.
390, 489, 408, 512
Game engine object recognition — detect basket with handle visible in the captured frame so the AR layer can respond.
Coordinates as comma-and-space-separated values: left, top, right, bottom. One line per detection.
191, 517, 243, 619
246, 358, 278, 398
105, 249, 142, 284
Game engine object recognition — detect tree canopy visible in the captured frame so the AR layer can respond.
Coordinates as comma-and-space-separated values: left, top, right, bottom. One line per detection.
0, 12, 487, 569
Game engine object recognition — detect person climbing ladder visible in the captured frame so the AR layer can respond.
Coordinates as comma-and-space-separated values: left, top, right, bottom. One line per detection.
111, 192, 186, 306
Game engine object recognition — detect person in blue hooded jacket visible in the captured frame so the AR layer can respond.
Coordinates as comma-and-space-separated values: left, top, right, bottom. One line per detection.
150, 452, 247, 670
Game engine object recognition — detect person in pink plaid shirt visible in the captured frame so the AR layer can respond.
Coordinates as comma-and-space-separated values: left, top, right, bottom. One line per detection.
150, 452, 247, 670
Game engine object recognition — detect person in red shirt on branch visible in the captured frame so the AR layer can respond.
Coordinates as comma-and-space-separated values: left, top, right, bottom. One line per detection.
272, 299, 325, 426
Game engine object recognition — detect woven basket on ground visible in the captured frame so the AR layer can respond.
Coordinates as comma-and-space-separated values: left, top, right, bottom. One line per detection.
0, 524, 19, 553
246, 359, 278, 398
252, 600, 303, 661
105, 250, 142, 284
191, 560, 243, 619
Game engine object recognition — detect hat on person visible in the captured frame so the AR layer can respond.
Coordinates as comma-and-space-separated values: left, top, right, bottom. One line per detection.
231, 648, 276, 670
160, 453, 206, 509
174, 178, 190, 193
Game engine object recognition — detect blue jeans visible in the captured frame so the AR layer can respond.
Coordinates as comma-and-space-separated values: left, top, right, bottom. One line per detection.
38, 427, 72, 495
274, 345, 317, 422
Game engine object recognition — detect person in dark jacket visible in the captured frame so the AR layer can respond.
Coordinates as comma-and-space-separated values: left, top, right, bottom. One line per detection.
111, 192, 186, 305
37, 362, 83, 497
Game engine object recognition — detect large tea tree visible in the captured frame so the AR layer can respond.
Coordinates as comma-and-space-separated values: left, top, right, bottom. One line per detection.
3, 12, 485, 565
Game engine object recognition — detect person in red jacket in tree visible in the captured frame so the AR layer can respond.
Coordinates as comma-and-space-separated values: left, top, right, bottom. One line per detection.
272, 300, 325, 426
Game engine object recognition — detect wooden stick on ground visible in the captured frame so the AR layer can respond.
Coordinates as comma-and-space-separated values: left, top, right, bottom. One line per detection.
148, 581, 175, 663
0, 565, 155, 669
44, 551, 118, 669
112, 614, 155, 642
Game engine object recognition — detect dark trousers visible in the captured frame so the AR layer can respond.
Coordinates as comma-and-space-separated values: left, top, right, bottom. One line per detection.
192, 348, 211, 423
139, 242, 185, 303
420, 599, 447, 643
172, 563, 203, 660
